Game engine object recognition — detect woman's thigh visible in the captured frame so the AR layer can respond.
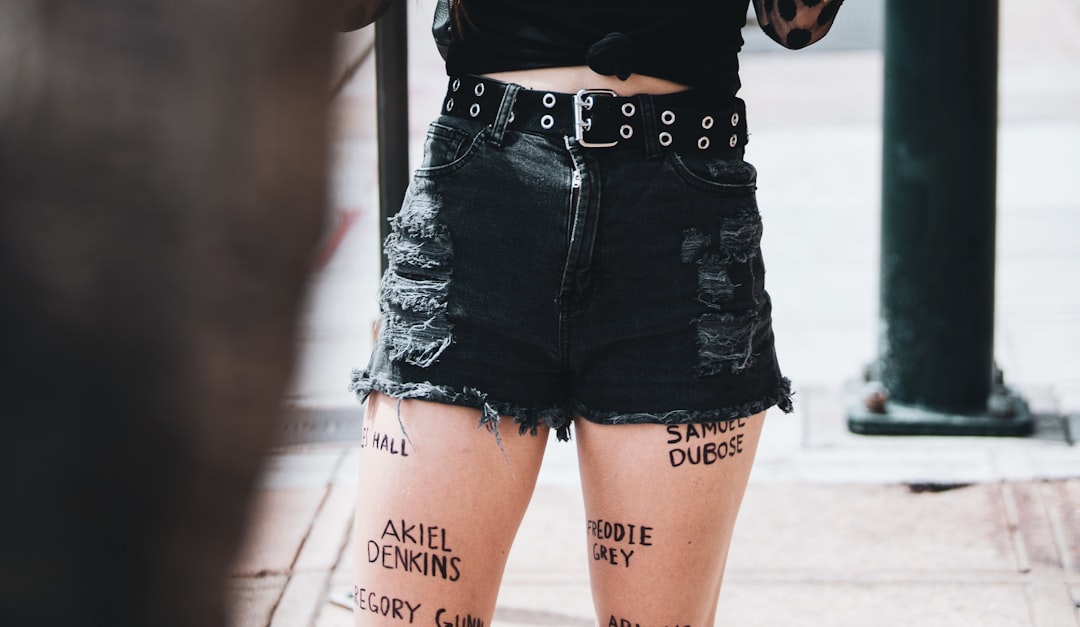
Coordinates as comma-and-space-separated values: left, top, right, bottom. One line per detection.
351, 393, 549, 627
575, 412, 765, 627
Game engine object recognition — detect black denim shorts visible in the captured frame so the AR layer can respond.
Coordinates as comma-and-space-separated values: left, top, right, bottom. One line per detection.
352, 77, 792, 441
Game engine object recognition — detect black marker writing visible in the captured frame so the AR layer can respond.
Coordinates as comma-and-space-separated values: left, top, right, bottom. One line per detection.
668, 433, 745, 467
588, 519, 653, 568
665, 419, 747, 445
361, 426, 410, 457
354, 586, 422, 623
368, 519, 461, 581
381, 519, 453, 551
593, 543, 634, 566
434, 608, 485, 627
608, 618, 690, 627
588, 520, 653, 546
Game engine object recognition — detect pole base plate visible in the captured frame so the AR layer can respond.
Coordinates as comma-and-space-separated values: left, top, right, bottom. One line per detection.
847, 386, 1034, 437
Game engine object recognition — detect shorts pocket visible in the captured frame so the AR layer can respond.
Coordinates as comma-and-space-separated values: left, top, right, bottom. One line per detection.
667, 153, 758, 194
415, 116, 486, 177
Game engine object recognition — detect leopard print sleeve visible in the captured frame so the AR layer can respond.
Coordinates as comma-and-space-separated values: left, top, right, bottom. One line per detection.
752, 0, 845, 50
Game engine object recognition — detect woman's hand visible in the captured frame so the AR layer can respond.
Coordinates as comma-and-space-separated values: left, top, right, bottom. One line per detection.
752, 0, 844, 50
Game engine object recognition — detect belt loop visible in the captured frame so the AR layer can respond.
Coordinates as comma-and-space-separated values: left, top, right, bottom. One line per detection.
487, 80, 520, 147
736, 97, 748, 151
728, 96, 747, 159
636, 94, 662, 159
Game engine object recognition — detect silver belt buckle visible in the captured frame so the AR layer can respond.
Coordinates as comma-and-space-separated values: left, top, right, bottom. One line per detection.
574, 89, 619, 148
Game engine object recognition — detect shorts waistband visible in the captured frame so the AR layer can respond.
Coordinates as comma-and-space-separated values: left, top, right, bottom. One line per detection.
441, 75, 748, 157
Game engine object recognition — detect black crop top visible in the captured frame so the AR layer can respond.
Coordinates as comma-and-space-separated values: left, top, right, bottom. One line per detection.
443, 0, 753, 98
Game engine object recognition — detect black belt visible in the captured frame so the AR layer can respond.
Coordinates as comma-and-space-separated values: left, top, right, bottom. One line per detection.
441, 75, 747, 156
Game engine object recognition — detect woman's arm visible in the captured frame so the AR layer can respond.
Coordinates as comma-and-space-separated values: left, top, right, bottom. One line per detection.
752, 0, 844, 50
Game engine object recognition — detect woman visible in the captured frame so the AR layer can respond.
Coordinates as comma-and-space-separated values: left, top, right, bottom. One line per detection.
345, 1, 843, 625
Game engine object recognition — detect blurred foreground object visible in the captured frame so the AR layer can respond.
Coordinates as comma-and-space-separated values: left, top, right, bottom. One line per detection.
337, 0, 396, 31
0, 1, 333, 625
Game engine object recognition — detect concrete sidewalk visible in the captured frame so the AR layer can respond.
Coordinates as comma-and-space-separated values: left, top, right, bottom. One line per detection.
228, 0, 1080, 624
229, 396, 1080, 626
229, 382, 1080, 625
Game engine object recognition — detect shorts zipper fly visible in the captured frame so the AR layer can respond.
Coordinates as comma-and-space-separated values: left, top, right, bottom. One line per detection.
558, 140, 592, 362
568, 167, 582, 248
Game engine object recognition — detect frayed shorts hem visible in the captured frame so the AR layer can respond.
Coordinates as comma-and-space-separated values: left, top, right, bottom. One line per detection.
350, 369, 794, 444
573, 377, 794, 427
350, 369, 574, 441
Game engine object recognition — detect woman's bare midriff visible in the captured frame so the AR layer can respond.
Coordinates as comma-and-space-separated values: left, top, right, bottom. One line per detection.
483, 66, 691, 96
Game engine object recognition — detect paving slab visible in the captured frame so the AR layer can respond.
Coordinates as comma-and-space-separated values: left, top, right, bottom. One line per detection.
232, 488, 329, 576
315, 603, 355, 627
728, 483, 1018, 576
313, 533, 359, 624
227, 574, 288, 627
294, 482, 355, 572
271, 571, 333, 627
1047, 480, 1080, 576
492, 586, 595, 627
715, 582, 1036, 627
1007, 482, 1067, 574
1025, 583, 1080, 627
257, 447, 347, 490
503, 485, 589, 581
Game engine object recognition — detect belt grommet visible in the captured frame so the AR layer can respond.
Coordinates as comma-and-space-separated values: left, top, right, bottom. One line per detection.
698, 136, 710, 150
702, 115, 715, 130
451, 78, 461, 92
541, 114, 555, 129
542, 93, 557, 109
658, 131, 673, 147
622, 103, 636, 117
474, 83, 485, 97
469, 103, 481, 118
661, 110, 676, 126
620, 124, 634, 139
446, 98, 455, 112
730, 112, 740, 127
729, 133, 739, 148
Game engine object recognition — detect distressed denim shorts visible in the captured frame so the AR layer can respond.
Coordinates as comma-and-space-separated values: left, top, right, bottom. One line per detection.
351, 78, 792, 441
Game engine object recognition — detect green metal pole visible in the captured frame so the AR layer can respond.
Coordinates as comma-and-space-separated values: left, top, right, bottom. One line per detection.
849, 0, 1031, 436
